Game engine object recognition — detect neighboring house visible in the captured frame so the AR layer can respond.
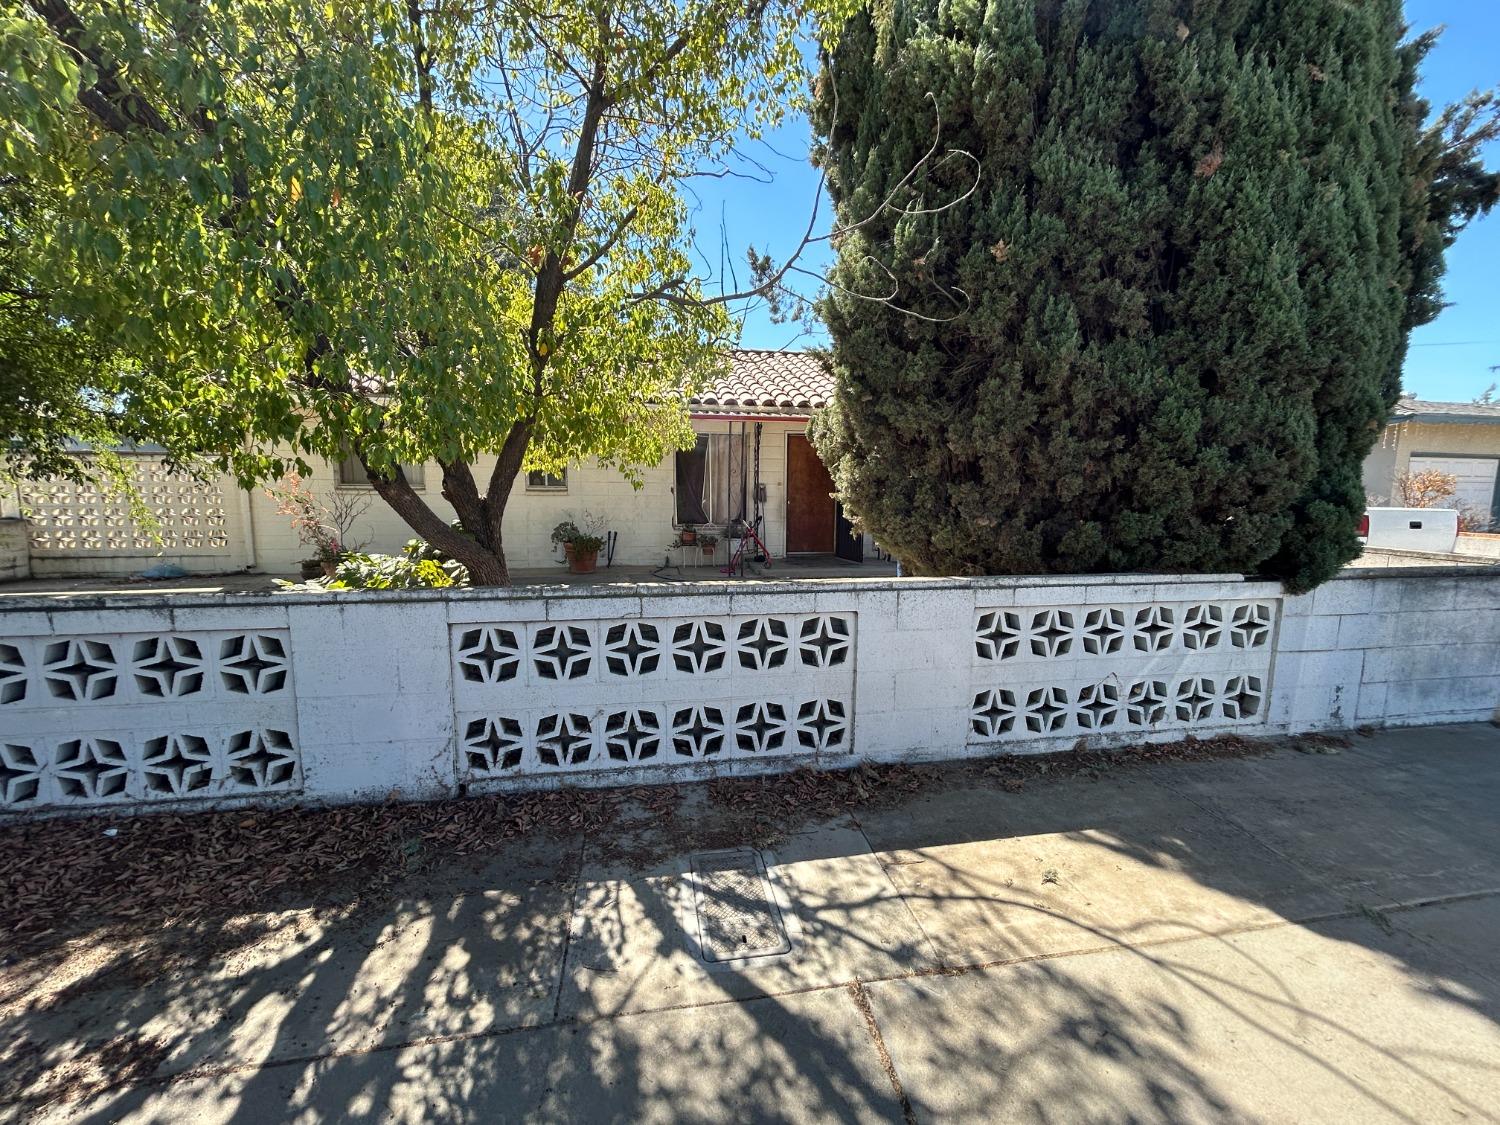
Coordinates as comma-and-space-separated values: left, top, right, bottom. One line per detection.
1363, 396, 1500, 529
5, 350, 868, 578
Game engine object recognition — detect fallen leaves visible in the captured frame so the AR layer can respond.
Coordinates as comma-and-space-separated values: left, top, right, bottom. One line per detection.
0, 788, 618, 955
1294, 732, 1351, 754
707, 762, 923, 824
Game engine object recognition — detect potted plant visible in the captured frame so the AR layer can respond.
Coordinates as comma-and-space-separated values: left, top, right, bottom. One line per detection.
679, 522, 698, 545
698, 533, 718, 560
550, 518, 581, 564
567, 532, 604, 574
266, 472, 369, 581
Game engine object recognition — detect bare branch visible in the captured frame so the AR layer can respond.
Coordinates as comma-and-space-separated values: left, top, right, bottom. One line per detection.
624, 89, 981, 317
561, 203, 639, 280
784, 260, 972, 324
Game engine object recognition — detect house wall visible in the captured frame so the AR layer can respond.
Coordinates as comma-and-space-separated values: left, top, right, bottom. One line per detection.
1364, 420, 1500, 509
689, 418, 804, 560
244, 453, 679, 574
9, 420, 817, 577
3, 567, 1497, 819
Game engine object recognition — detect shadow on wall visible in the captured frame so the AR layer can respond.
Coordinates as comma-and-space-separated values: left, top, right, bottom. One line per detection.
4, 727, 1499, 1122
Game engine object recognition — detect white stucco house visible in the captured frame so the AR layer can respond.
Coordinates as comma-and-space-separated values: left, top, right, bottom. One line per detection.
1364, 396, 1500, 529
3, 350, 872, 578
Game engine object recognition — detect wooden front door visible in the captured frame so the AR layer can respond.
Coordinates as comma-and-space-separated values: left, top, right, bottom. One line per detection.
786, 434, 836, 553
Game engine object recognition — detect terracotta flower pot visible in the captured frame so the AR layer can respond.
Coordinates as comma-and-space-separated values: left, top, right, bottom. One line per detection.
320, 559, 339, 577
679, 528, 697, 545
562, 542, 575, 564
569, 547, 598, 574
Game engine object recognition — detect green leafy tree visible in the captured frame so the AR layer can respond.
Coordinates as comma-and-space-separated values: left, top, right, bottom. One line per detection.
2, 0, 845, 584
1, 170, 122, 484
813, 0, 1498, 591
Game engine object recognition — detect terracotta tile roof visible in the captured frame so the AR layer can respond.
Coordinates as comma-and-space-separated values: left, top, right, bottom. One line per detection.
1392, 395, 1500, 425
690, 350, 833, 416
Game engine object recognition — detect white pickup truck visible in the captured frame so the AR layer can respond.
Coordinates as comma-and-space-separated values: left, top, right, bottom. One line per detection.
1358, 507, 1459, 553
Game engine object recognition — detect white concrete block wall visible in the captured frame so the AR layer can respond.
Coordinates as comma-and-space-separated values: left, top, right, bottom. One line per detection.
18, 455, 251, 578
3, 568, 1498, 819
0, 519, 29, 582
1281, 569, 1500, 730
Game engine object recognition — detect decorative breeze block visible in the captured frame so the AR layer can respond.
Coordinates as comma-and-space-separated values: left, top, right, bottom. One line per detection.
969, 599, 1275, 744
451, 612, 857, 780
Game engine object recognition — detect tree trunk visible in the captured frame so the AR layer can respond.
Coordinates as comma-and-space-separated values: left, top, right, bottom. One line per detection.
483, 420, 532, 551
364, 460, 516, 586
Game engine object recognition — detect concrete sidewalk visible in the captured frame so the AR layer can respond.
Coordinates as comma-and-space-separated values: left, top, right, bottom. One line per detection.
8, 724, 1500, 1123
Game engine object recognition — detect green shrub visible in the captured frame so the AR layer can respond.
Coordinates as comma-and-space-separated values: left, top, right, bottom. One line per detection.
326, 541, 469, 589
814, 0, 1496, 591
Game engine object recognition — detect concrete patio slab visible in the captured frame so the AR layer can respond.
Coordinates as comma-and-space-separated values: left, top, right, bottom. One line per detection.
1378, 894, 1500, 987
1162, 758, 1500, 907
857, 775, 1337, 967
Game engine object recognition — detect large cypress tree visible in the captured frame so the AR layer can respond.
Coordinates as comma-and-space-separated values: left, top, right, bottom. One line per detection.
813, 0, 1497, 590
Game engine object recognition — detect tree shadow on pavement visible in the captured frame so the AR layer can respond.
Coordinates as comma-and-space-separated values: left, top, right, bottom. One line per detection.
3, 724, 1498, 1123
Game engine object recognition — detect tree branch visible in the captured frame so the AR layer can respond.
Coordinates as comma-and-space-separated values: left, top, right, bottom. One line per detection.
482, 418, 532, 548
561, 203, 638, 280
27, 0, 172, 136
440, 459, 485, 539
406, 0, 433, 113
623, 90, 980, 314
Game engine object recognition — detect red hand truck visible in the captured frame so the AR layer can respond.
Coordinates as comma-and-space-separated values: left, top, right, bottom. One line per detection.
721, 517, 773, 576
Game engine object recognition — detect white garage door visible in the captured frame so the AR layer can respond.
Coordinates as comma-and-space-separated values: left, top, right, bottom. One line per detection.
1409, 455, 1499, 525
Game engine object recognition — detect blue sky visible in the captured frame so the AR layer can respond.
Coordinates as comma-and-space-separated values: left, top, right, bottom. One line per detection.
699, 1, 1497, 402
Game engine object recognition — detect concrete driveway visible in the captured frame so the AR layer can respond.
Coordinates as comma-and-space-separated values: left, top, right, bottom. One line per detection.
8, 724, 1500, 1123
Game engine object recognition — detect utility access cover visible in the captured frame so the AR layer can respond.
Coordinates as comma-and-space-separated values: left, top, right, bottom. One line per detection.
689, 848, 791, 963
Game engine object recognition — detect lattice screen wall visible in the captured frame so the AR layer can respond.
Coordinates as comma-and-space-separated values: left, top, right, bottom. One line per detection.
451, 612, 856, 782
969, 598, 1276, 744
17, 455, 233, 555
0, 630, 300, 810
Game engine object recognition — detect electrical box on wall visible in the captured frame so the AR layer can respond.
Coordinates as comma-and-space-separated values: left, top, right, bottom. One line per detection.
755, 483, 767, 502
